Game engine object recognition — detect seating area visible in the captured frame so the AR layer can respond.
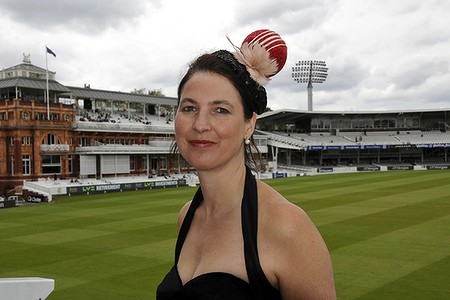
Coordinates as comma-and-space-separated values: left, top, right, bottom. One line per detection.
395, 131, 450, 144
263, 130, 450, 147
293, 133, 356, 146
75, 111, 175, 132
341, 132, 400, 145
77, 110, 173, 125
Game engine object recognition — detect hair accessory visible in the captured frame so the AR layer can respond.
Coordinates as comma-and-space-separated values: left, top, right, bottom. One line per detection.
227, 29, 287, 86
213, 50, 267, 114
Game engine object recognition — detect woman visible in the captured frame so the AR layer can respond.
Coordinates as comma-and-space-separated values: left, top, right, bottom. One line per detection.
157, 30, 336, 299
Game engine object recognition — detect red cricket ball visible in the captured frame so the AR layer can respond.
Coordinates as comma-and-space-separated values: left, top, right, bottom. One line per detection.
242, 29, 288, 75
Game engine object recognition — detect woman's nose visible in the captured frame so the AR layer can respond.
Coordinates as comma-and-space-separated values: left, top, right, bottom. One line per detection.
192, 111, 211, 133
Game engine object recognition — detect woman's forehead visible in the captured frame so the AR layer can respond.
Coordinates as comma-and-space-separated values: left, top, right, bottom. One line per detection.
181, 72, 242, 102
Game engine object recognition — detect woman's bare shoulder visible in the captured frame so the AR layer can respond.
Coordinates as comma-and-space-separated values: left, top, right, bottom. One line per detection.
257, 180, 313, 238
257, 180, 336, 299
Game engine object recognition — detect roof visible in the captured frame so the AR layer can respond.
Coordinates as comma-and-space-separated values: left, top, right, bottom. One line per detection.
0, 60, 177, 106
64, 86, 178, 106
0, 77, 71, 92
2, 62, 49, 74
258, 108, 450, 124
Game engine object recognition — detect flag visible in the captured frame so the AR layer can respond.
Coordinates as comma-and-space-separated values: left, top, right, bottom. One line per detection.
46, 46, 56, 57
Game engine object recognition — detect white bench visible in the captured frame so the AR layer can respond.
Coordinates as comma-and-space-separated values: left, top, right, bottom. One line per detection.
0, 278, 54, 300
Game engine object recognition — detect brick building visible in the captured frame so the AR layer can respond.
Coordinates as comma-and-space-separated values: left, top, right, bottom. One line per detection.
0, 54, 184, 196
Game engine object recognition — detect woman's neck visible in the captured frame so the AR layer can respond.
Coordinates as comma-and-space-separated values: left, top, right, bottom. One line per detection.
196, 162, 247, 217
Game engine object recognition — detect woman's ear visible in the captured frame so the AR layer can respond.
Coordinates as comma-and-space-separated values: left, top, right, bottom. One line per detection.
245, 112, 257, 137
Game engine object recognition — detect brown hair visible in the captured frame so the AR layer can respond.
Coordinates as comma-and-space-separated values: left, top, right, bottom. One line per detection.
174, 52, 265, 171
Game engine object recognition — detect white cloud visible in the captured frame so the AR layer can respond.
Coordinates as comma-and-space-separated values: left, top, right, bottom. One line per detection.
0, 0, 449, 111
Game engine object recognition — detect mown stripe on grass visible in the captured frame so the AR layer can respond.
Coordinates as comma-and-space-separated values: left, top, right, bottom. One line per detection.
277, 171, 450, 210
0, 243, 103, 270
320, 195, 450, 250
309, 182, 450, 226
36, 251, 158, 283
49, 264, 161, 299
56, 223, 177, 252
7, 228, 114, 246
266, 170, 449, 198
355, 256, 450, 300
331, 214, 450, 299
112, 238, 176, 261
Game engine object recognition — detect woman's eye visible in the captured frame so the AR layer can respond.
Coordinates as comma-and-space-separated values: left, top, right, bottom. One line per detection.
215, 107, 230, 114
181, 106, 196, 112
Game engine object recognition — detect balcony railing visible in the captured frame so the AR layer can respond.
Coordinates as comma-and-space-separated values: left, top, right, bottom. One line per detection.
40, 144, 70, 152
73, 122, 174, 133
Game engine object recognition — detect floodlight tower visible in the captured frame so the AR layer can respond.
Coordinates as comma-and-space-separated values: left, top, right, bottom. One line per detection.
292, 60, 328, 111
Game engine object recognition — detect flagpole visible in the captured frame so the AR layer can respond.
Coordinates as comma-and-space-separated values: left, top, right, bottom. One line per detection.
45, 46, 50, 120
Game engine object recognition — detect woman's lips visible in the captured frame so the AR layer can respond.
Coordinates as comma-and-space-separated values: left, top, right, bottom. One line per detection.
190, 140, 216, 148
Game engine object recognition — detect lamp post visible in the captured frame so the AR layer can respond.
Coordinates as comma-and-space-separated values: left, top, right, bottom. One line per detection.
292, 60, 328, 111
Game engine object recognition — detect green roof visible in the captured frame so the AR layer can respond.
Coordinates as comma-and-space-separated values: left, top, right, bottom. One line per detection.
0, 77, 71, 92
65, 86, 178, 106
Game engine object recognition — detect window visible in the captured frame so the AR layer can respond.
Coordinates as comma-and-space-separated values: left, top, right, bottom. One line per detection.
34, 112, 47, 120
10, 156, 14, 175
22, 111, 29, 120
22, 136, 31, 146
142, 156, 147, 171
68, 154, 73, 174
48, 134, 56, 145
42, 133, 61, 145
29, 72, 42, 79
23, 155, 31, 175
130, 155, 135, 171
50, 113, 59, 121
160, 157, 167, 170
79, 137, 88, 146
181, 158, 190, 169
172, 156, 179, 170
42, 154, 61, 174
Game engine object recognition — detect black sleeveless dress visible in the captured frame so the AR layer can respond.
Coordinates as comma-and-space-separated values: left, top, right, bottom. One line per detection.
156, 166, 282, 300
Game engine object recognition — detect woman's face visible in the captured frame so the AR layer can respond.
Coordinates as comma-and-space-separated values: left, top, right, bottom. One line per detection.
175, 71, 256, 172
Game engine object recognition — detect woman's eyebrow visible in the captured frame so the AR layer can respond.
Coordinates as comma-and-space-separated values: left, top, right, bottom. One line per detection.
210, 100, 234, 107
179, 98, 234, 107
179, 98, 196, 105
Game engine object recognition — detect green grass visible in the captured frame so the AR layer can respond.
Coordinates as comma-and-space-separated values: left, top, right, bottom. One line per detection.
1, 170, 449, 299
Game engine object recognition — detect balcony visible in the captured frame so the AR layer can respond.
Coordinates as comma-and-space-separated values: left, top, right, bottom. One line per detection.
40, 144, 70, 152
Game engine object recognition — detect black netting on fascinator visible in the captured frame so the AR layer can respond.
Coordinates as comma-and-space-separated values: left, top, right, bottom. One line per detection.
213, 50, 267, 115
214, 29, 287, 115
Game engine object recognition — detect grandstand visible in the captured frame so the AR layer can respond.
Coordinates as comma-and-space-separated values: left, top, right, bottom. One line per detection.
257, 109, 450, 171
1, 54, 449, 202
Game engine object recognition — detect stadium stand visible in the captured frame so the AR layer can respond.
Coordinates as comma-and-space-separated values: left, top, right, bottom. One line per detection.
1, 54, 449, 199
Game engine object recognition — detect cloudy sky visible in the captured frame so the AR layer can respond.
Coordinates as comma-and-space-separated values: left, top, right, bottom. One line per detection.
1, 0, 449, 112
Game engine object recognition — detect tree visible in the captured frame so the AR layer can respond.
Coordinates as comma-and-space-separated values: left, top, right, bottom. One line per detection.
130, 88, 165, 97
148, 89, 165, 96
130, 88, 146, 94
